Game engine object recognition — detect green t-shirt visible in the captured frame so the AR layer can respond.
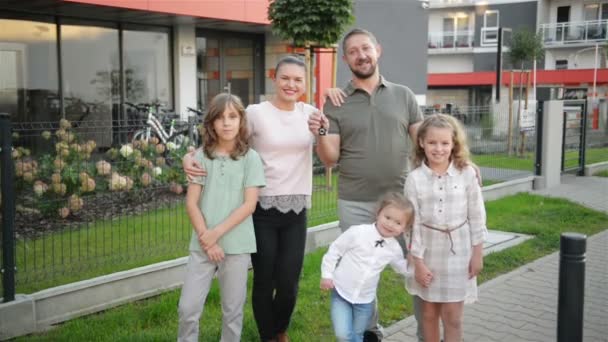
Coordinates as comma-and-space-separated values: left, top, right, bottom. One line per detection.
324, 76, 423, 201
189, 148, 265, 254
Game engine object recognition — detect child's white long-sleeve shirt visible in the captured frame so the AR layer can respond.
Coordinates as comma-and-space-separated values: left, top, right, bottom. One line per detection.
321, 223, 411, 304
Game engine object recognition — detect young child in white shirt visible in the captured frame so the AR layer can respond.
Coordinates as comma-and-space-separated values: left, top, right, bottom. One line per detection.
320, 192, 414, 342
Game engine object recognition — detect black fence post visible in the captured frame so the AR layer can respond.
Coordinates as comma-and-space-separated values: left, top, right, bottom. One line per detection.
557, 232, 586, 342
0, 113, 16, 302
535, 100, 543, 176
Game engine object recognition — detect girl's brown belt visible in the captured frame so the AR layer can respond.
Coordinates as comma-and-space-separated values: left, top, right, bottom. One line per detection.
421, 221, 468, 255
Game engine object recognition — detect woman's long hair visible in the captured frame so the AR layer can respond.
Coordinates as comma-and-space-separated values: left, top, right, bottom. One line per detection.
202, 93, 249, 160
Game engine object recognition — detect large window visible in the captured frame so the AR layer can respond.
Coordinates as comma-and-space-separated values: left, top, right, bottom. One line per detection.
123, 28, 172, 108
61, 23, 119, 123
583, 3, 608, 39
0, 19, 59, 122
481, 10, 500, 46
0, 16, 173, 147
484, 10, 499, 28
442, 15, 470, 48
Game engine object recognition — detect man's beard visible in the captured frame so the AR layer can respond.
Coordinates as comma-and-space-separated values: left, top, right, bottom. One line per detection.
349, 60, 377, 80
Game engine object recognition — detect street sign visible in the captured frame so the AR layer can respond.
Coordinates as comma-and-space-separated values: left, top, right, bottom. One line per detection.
519, 101, 536, 132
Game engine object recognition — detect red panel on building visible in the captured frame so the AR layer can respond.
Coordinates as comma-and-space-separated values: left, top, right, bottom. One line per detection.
63, 0, 271, 24
428, 69, 608, 87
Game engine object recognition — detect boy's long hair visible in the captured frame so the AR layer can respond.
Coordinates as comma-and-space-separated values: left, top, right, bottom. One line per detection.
202, 93, 249, 160
412, 114, 471, 170
376, 192, 415, 232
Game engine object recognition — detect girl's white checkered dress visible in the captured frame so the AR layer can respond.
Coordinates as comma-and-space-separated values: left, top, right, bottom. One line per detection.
405, 163, 487, 303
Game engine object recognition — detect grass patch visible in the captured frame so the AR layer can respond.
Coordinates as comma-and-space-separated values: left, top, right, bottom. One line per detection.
473, 153, 534, 171
593, 169, 608, 177
17, 194, 607, 341
482, 179, 502, 187
584, 146, 608, 165
472, 146, 608, 171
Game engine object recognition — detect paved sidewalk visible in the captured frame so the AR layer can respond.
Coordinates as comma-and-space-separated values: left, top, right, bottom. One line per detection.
384, 175, 608, 342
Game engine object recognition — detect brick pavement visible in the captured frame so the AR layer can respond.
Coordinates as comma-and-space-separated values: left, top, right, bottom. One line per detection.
384, 175, 608, 342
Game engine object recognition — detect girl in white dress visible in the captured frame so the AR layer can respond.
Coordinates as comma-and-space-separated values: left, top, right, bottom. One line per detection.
405, 114, 487, 342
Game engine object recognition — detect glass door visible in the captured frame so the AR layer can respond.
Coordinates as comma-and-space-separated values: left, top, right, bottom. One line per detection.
196, 32, 262, 111
196, 37, 221, 112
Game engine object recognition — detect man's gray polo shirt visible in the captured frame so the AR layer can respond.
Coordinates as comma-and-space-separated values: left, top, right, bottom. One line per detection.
324, 76, 423, 202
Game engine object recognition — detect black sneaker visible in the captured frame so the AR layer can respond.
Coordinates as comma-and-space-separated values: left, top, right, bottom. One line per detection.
363, 331, 380, 342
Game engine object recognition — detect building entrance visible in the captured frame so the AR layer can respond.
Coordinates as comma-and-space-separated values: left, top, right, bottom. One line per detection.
196, 32, 263, 111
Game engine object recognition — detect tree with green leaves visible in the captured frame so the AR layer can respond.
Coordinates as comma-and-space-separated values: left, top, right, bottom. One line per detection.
508, 28, 544, 155
268, 0, 353, 102
268, 0, 354, 48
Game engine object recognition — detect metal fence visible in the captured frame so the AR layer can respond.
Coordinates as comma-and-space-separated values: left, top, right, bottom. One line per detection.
424, 104, 537, 182
0, 117, 337, 297
8, 102, 597, 297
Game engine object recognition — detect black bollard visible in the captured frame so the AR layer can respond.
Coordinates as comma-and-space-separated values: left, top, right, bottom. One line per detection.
557, 232, 586, 342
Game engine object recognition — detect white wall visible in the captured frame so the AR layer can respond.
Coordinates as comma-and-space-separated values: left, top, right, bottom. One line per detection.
173, 24, 197, 119
545, 46, 607, 69
428, 54, 474, 73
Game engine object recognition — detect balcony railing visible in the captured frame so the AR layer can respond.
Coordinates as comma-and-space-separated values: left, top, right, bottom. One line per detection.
428, 0, 475, 8
428, 30, 474, 50
541, 19, 608, 46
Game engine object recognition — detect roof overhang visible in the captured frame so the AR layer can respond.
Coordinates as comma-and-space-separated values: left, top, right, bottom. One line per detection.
0, 0, 270, 32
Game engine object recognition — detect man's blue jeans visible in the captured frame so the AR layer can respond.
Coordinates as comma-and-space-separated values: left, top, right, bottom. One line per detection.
331, 290, 375, 342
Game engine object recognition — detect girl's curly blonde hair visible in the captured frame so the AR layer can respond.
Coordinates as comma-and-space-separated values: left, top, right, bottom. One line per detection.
412, 114, 471, 170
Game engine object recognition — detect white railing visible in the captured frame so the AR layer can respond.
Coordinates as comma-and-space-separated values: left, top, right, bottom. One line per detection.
481, 27, 499, 46
428, 0, 475, 8
541, 19, 608, 45
428, 30, 474, 50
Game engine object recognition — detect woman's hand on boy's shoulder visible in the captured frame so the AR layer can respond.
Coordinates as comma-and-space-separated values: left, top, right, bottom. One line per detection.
182, 150, 207, 181
320, 278, 334, 291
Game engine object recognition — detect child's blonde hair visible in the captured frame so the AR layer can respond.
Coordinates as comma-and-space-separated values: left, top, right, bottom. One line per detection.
202, 93, 249, 160
412, 114, 471, 170
376, 192, 415, 231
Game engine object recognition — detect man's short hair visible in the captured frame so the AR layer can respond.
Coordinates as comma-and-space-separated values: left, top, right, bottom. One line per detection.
342, 28, 379, 53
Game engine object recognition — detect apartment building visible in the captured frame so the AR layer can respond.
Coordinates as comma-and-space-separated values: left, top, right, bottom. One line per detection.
426, 0, 608, 119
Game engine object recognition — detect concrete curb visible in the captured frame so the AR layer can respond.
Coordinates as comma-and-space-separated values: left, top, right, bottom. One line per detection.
584, 161, 608, 176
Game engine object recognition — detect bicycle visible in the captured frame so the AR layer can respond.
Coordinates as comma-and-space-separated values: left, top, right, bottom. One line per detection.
126, 102, 201, 164
186, 106, 205, 146
126, 102, 184, 144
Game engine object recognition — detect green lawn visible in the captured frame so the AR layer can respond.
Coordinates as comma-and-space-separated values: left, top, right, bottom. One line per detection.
472, 146, 608, 171
16, 194, 607, 341
584, 146, 608, 165
473, 153, 535, 171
